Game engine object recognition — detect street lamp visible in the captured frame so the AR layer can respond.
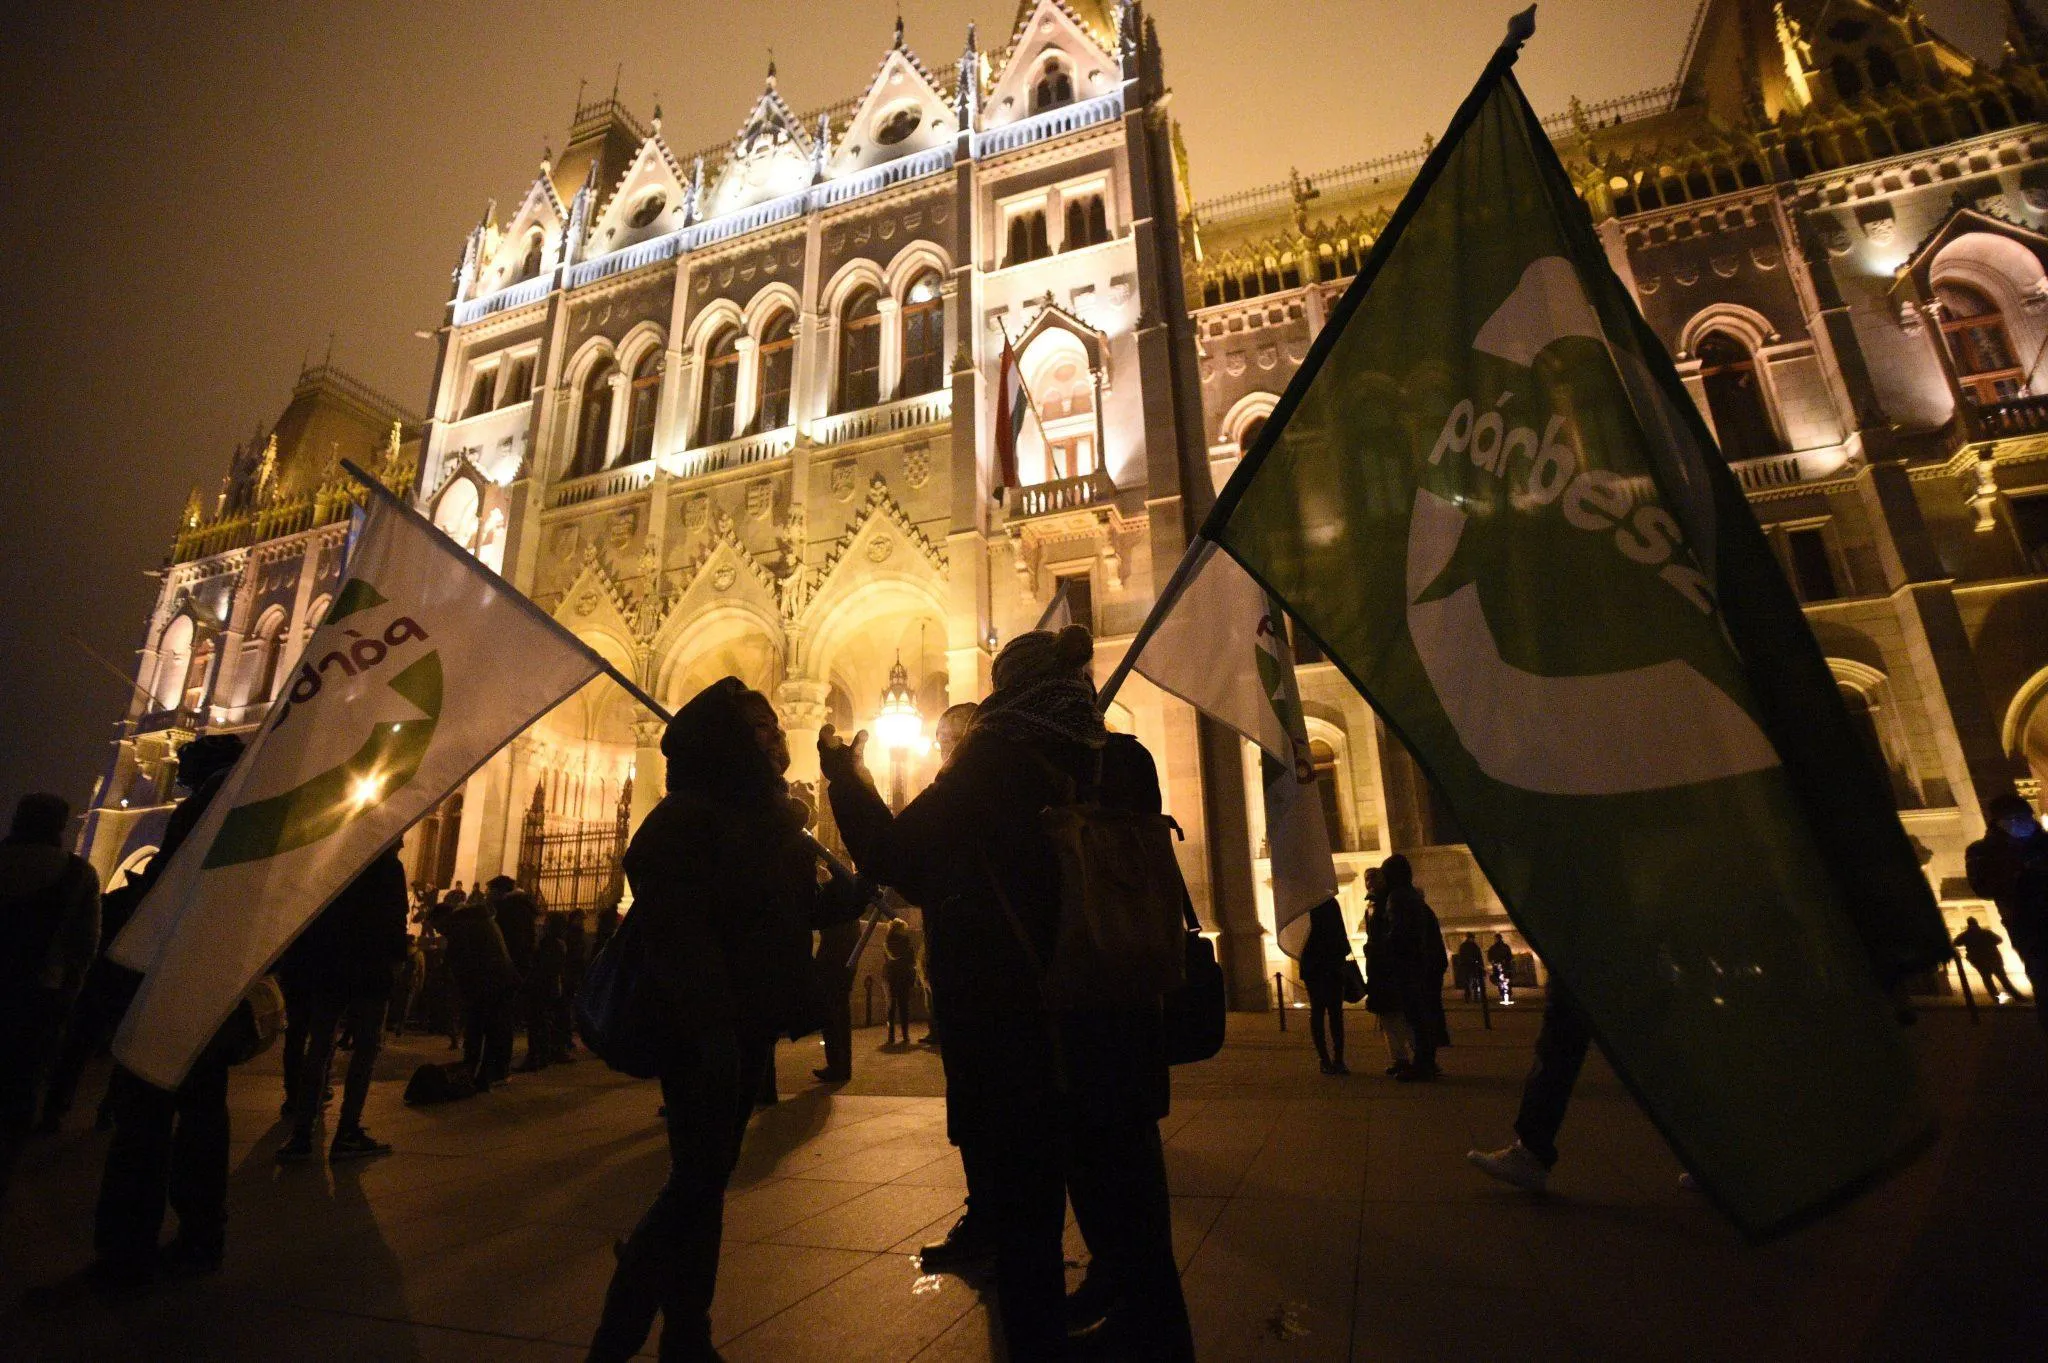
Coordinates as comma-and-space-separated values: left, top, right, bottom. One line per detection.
874, 656, 922, 808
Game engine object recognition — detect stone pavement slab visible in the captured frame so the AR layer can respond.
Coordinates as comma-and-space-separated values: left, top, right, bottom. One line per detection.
2, 1005, 2044, 1360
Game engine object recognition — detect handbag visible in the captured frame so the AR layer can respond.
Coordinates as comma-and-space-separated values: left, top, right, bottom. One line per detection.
221, 974, 285, 1066
1339, 957, 1367, 1006
574, 901, 676, 1080
1163, 894, 1226, 1065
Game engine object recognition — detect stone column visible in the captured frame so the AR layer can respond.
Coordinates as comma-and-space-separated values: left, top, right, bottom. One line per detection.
877, 296, 903, 402
629, 716, 666, 837
777, 677, 830, 787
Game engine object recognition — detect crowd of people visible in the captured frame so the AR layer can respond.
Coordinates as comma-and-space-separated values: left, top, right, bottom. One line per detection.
3, 621, 2046, 1362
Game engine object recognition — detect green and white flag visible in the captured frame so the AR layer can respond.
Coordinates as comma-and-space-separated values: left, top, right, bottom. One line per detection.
1149, 15, 1948, 1235
112, 472, 606, 1088
1106, 542, 1337, 957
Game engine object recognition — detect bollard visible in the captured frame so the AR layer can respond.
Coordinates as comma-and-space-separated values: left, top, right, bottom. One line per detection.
864, 975, 876, 1029
1952, 951, 1979, 1025
1478, 968, 1491, 1031
1275, 972, 1287, 1031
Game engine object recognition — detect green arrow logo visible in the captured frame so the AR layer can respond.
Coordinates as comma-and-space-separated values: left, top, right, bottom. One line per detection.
203, 651, 442, 869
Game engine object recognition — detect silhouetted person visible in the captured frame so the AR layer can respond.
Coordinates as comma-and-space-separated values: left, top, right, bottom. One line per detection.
1362, 865, 1413, 1074
40, 856, 145, 1134
489, 875, 538, 980
1299, 897, 1352, 1076
1380, 856, 1448, 1081
555, 910, 588, 1060
1455, 933, 1484, 1002
1954, 917, 2022, 1002
0, 793, 100, 1200
93, 732, 243, 1287
1967, 794, 2048, 1035
812, 917, 859, 1083
882, 917, 916, 1046
1487, 932, 1516, 1004
1468, 982, 1593, 1193
520, 916, 568, 1070
433, 890, 520, 1090
588, 678, 864, 1363
822, 627, 1194, 1362
275, 849, 409, 1164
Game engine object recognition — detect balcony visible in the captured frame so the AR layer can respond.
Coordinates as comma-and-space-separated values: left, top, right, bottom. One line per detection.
807, 390, 951, 448
131, 706, 199, 737
658, 427, 796, 481
1008, 469, 1117, 520
546, 460, 655, 510
453, 273, 551, 327
1975, 394, 2048, 440
1731, 452, 1807, 493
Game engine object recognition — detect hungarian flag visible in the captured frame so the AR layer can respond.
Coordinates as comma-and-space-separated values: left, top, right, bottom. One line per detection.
1158, 14, 1948, 1236
993, 334, 1030, 498
1104, 543, 1337, 957
111, 469, 607, 1088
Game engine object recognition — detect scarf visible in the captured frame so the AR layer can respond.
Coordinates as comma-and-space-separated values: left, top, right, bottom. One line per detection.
969, 674, 1108, 751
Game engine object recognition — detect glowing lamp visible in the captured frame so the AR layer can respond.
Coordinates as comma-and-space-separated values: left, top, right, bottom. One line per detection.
873, 657, 922, 752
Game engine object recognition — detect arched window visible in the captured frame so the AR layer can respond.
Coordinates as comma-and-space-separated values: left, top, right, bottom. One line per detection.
1237, 415, 1267, 457
699, 328, 740, 443
900, 272, 945, 396
1032, 57, 1074, 113
624, 349, 661, 464
1309, 738, 1348, 852
572, 358, 615, 477
1866, 46, 1901, 90
1007, 209, 1051, 265
755, 311, 795, 430
154, 616, 194, 711
251, 611, 287, 705
1696, 332, 1781, 460
1064, 192, 1110, 250
181, 634, 215, 715
1936, 284, 2023, 406
434, 477, 481, 551
519, 232, 544, 282
1839, 685, 1918, 810
1831, 55, 1864, 100
837, 288, 882, 412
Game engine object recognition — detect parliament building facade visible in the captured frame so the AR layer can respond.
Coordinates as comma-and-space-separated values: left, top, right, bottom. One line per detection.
82, 1, 2048, 1004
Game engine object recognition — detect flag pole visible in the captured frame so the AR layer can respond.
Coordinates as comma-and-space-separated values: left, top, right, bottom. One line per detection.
1096, 532, 1213, 711
995, 315, 1052, 439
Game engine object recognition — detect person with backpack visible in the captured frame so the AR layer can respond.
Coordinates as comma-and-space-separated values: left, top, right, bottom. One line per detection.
820, 625, 1194, 1363
275, 848, 409, 1164
92, 732, 244, 1287
587, 677, 867, 1363
0, 793, 100, 1200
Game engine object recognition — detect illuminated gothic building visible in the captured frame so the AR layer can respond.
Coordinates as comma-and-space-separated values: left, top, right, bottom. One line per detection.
86, 1, 2048, 1002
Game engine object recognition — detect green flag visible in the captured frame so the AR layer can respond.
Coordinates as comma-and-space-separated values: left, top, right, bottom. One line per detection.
1205, 18, 1946, 1236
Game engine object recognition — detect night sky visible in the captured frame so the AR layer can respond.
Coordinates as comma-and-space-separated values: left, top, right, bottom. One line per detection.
0, 1, 2006, 813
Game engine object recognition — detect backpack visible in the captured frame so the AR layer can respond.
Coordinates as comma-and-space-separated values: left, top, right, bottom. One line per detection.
403, 1060, 477, 1106
1162, 897, 1227, 1064
574, 900, 676, 1080
992, 746, 1190, 1010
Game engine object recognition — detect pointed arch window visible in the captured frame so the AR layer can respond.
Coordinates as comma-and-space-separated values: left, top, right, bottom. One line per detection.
1007, 209, 1051, 266
154, 616, 194, 711
1309, 739, 1349, 852
756, 311, 795, 430
1033, 57, 1074, 113
1936, 284, 2024, 406
520, 232, 545, 282
252, 611, 288, 705
900, 273, 945, 397
1063, 192, 1110, 250
837, 287, 882, 412
1831, 55, 1864, 100
572, 357, 615, 477
700, 327, 740, 445
1696, 331, 1781, 461
181, 634, 215, 715
624, 350, 661, 464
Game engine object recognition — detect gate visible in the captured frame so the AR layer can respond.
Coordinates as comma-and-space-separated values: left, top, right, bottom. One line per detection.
517, 776, 631, 913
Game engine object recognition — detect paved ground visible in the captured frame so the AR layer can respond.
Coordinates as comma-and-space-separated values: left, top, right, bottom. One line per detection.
3, 999, 2044, 1361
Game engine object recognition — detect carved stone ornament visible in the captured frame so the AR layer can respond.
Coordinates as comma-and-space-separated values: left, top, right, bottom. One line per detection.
1256, 344, 1278, 370
746, 480, 773, 520
904, 444, 932, 489
1224, 352, 1247, 377
831, 459, 858, 500
712, 561, 738, 592
683, 494, 709, 531
1637, 273, 1661, 295
607, 509, 637, 551
1749, 246, 1781, 272
1710, 253, 1739, 279
1820, 219, 1853, 256
1898, 301, 1925, 335
866, 533, 895, 563
575, 589, 600, 616
1673, 267, 1701, 287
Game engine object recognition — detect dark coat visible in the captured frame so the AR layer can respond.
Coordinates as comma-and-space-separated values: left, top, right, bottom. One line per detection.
493, 890, 540, 978
437, 902, 521, 1006
1966, 828, 2048, 960
1298, 898, 1351, 991
1387, 886, 1450, 1049
626, 678, 866, 1047
824, 726, 1171, 1129
281, 851, 410, 997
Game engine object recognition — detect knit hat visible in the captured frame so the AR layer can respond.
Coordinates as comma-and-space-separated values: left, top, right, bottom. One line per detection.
991, 624, 1094, 693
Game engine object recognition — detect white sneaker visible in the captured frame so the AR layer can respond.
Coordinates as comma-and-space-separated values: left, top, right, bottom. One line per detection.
1467, 1141, 1549, 1192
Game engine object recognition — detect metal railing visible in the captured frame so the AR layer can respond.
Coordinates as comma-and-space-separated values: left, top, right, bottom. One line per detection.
658, 427, 795, 480
1731, 452, 1807, 493
972, 89, 1124, 160
807, 389, 951, 448
1977, 393, 2048, 439
1009, 468, 1116, 519
545, 459, 656, 509
454, 273, 552, 326
811, 144, 955, 209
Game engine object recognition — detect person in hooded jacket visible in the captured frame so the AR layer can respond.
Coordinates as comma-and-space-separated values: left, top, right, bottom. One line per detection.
588, 677, 866, 1363
1380, 855, 1449, 1082
820, 626, 1193, 1363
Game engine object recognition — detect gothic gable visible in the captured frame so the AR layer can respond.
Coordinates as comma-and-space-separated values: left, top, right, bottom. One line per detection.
553, 545, 640, 653
477, 166, 569, 294
651, 525, 781, 653
984, 0, 1119, 129
703, 72, 816, 221
809, 474, 946, 620
828, 28, 959, 178
586, 129, 692, 257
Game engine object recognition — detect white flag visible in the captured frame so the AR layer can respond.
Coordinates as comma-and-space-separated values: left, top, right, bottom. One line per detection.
1119, 541, 1337, 958
112, 478, 606, 1087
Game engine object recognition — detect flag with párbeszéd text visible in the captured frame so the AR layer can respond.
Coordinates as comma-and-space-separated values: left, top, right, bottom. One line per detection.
1109, 540, 1337, 958
110, 472, 607, 1089
1160, 20, 1948, 1236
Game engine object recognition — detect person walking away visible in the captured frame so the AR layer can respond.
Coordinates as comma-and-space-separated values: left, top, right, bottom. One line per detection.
588, 677, 865, 1363
821, 626, 1194, 1363
520, 916, 568, 1071
275, 849, 409, 1163
1966, 794, 2048, 1034
39, 855, 146, 1134
92, 733, 243, 1286
812, 917, 859, 1083
1954, 917, 2023, 1002
0, 793, 100, 1201
1467, 982, 1596, 1193
1487, 932, 1516, 1004
882, 918, 917, 1047
1382, 856, 1448, 1082
1362, 866, 1414, 1076
433, 891, 520, 1090
1455, 933, 1484, 1002
1298, 897, 1352, 1076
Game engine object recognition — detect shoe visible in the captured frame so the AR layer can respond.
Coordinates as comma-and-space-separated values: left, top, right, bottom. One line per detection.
1064, 1270, 1116, 1338
811, 1067, 851, 1084
1330, 1060, 1350, 1076
279, 1098, 294, 1119
275, 1131, 315, 1164
1384, 1062, 1410, 1078
1395, 1062, 1438, 1082
1317, 1060, 1338, 1075
916, 1212, 996, 1274
78, 1255, 156, 1294
330, 1127, 393, 1161
1467, 1141, 1549, 1192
